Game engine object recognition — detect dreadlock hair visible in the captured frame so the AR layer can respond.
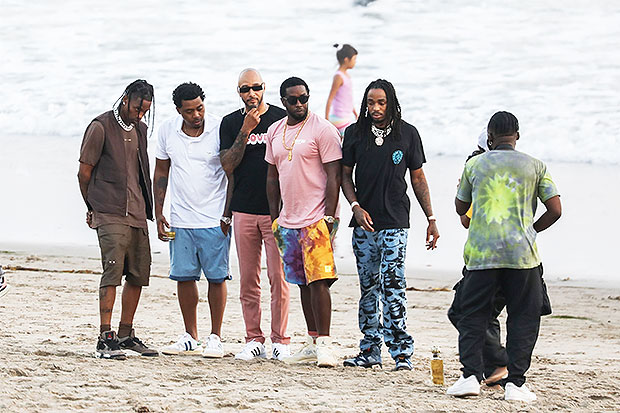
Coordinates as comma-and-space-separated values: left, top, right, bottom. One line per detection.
279, 77, 309, 97
114, 79, 155, 137
487, 111, 519, 139
172, 82, 205, 108
354, 79, 402, 150
333, 43, 358, 65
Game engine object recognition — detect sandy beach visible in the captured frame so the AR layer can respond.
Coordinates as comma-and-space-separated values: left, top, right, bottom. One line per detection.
1, 245, 619, 413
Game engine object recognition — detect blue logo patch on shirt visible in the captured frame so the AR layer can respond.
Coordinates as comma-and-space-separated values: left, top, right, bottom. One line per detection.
392, 150, 403, 165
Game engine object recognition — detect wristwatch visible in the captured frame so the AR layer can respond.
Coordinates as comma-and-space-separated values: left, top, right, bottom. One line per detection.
220, 216, 232, 225
323, 215, 335, 224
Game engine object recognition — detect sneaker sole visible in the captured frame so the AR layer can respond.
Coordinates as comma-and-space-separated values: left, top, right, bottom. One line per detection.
162, 349, 203, 356
235, 355, 267, 361
447, 390, 480, 397
120, 347, 159, 357
94, 351, 126, 360
343, 361, 382, 368
202, 353, 224, 358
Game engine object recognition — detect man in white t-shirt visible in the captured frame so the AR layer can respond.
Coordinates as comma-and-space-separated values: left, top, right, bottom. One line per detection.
153, 82, 231, 358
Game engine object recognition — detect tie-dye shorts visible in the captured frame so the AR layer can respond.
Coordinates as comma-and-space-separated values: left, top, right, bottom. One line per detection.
271, 218, 338, 285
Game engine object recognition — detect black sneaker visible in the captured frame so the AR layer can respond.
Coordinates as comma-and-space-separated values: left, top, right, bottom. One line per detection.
118, 329, 159, 357
393, 355, 412, 371
343, 346, 382, 368
96, 331, 127, 360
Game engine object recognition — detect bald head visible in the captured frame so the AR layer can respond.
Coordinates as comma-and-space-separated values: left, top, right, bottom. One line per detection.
238, 68, 263, 87
237, 68, 265, 111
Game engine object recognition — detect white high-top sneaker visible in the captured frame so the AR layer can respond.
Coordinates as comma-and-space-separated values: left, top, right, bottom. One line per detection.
283, 336, 317, 364
316, 336, 337, 368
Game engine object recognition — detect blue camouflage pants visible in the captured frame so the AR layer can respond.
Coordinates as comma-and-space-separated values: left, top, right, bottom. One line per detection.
352, 227, 414, 359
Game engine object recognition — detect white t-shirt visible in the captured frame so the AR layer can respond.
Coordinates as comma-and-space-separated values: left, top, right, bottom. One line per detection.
155, 113, 227, 228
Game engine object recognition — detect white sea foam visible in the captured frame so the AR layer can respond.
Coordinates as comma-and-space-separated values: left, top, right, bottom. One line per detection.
1, 0, 619, 163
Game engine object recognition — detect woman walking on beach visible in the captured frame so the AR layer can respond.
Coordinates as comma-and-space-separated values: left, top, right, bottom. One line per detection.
325, 44, 358, 136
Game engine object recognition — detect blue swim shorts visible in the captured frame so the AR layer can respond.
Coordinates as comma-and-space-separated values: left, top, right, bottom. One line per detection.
169, 227, 232, 283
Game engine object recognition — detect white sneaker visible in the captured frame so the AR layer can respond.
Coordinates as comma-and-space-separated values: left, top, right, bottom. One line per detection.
202, 333, 224, 358
446, 375, 480, 397
271, 343, 290, 361
505, 382, 537, 402
161, 332, 202, 356
283, 336, 317, 364
316, 336, 337, 368
235, 340, 266, 361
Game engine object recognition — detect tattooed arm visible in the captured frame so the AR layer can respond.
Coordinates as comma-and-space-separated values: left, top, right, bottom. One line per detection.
220, 108, 261, 174
153, 158, 171, 241
410, 167, 440, 249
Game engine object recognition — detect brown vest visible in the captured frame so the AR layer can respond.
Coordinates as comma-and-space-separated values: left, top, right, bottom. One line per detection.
85, 111, 153, 220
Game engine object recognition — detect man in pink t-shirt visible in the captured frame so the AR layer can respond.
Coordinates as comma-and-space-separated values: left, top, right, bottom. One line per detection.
265, 77, 342, 368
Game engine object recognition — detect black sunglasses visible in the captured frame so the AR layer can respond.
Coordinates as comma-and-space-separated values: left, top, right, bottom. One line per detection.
238, 83, 264, 93
283, 94, 310, 105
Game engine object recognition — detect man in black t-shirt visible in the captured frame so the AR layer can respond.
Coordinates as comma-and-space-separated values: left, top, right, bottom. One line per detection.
220, 69, 290, 361
341, 79, 440, 371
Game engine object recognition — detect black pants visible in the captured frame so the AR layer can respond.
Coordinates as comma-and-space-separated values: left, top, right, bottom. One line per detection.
448, 268, 508, 380
454, 265, 547, 386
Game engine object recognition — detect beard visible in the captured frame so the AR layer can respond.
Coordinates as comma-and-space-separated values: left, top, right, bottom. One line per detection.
288, 107, 308, 121
244, 94, 263, 110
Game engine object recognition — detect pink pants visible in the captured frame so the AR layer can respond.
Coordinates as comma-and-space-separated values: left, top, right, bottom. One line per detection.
233, 212, 290, 344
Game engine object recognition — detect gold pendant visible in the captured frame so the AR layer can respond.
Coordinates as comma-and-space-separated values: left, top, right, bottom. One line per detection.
288, 150, 292, 161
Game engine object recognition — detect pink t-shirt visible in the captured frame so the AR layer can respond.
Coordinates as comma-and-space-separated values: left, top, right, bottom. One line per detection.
265, 111, 342, 229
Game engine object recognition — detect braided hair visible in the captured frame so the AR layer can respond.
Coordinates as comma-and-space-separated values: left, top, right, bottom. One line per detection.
487, 111, 519, 139
114, 79, 155, 136
354, 79, 402, 150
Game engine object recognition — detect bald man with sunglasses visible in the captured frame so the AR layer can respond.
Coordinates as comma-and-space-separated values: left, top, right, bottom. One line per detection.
220, 69, 290, 361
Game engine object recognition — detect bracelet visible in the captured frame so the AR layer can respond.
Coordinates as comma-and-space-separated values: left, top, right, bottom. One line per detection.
350, 201, 360, 210
427, 215, 437, 222
220, 216, 232, 225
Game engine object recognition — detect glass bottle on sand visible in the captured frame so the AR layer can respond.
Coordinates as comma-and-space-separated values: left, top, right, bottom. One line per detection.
430, 346, 444, 385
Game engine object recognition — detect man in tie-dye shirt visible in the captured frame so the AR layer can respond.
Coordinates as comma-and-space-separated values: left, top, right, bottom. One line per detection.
447, 111, 561, 403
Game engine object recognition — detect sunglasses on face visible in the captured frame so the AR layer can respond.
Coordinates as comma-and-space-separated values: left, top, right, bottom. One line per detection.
283, 94, 310, 105
238, 83, 264, 93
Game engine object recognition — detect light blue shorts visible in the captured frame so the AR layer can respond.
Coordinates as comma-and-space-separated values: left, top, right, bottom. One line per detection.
169, 227, 232, 283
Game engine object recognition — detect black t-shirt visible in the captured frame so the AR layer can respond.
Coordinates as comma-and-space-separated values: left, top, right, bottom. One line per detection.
341, 120, 426, 230
220, 105, 287, 215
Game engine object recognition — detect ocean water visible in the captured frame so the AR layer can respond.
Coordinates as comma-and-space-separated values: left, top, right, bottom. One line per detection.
1, 1, 619, 283
1, 0, 619, 163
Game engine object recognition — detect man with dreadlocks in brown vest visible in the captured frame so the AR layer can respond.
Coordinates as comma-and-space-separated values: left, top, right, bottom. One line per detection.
78, 79, 159, 359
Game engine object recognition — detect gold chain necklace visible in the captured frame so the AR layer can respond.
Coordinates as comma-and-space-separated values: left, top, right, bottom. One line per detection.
282, 115, 309, 161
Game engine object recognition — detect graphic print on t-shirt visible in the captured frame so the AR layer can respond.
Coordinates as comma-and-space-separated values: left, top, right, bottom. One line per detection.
341, 121, 426, 231
247, 132, 268, 145
392, 150, 403, 165
219, 105, 287, 215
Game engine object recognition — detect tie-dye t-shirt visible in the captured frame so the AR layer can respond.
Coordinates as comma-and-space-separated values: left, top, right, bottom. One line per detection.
456, 148, 559, 270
